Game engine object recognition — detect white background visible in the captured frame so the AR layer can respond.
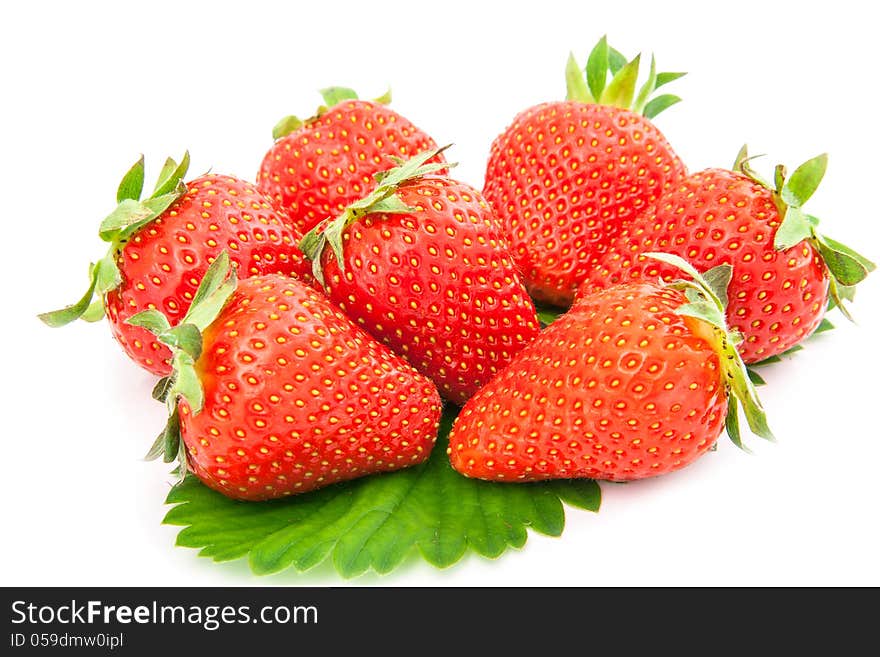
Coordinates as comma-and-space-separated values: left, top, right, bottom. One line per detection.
2, 0, 878, 586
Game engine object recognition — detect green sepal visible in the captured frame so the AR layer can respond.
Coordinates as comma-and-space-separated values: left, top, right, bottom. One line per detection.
152, 376, 173, 403
736, 147, 874, 320
152, 151, 190, 198
600, 54, 641, 108
319, 86, 359, 108
724, 397, 747, 451
815, 317, 835, 333
170, 351, 204, 415
127, 251, 237, 422
566, 52, 593, 103
144, 407, 181, 463
126, 309, 171, 335
117, 155, 145, 203
40, 152, 191, 328
299, 146, 453, 288
815, 234, 875, 287
373, 88, 392, 105
567, 38, 684, 117
163, 409, 182, 464
733, 145, 771, 188
162, 324, 203, 361
643, 252, 774, 446
585, 36, 609, 101
272, 115, 304, 140
780, 153, 827, 207
633, 55, 657, 114
774, 206, 813, 251
37, 263, 101, 327
746, 368, 766, 386
643, 94, 682, 119
81, 300, 106, 322
656, 71, 686, 88
98, 199, 154, 241
534, 302, 566, 328
182, 252, 239, 331
607, 46, 627, 74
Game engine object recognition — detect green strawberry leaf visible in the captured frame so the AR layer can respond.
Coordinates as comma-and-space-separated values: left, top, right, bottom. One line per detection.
814, 317, 835, 333
163, 408, 601, 578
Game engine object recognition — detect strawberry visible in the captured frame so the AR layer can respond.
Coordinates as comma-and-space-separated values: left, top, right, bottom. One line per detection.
448, 253, 772, 482
133, 252, 442, 501
39, 154, 312, 376
483, 36, 687, 307
257, 87, 443, 235
299, 148, 542, 406
579, 148, 875, 363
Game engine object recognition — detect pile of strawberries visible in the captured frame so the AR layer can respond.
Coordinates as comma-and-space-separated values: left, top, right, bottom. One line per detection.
42, 38, 873, 502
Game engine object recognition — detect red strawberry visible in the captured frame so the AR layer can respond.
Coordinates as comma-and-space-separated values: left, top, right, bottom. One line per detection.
257, 87, 443, 235
133, 253, 442, 501
578, 148, 875, 363
299, 148, 542, 405
39, 154, 312, 376
483, 37, 687, 307
448, 254, 772, 482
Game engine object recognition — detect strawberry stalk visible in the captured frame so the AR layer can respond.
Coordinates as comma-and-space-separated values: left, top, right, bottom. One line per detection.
734, 146, 876, 320
38, 153, 191, 327
565, 35, 685, 118
298, 146, 453, 287
643, 252, 774, 450
272, 87, 393, 140
127, 251, 238, 478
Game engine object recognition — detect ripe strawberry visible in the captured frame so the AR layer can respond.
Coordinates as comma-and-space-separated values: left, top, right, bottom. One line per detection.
133, 253, 442, 501
579, 148, 875, 363
448, 254, 772, 482
299, 148, 542, 406
483, 37, 687, 307
39, 154, 312, 375
257, 87, 443, 235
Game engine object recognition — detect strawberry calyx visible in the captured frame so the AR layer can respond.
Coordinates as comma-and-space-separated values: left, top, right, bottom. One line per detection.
127, 251, 238, 479
271, 86, 393, 140
565, 35, 685, 118
38, 153, 191, 328
643, 252, 774, 450
734, 145, 876, 320
298, 145, 453, 287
